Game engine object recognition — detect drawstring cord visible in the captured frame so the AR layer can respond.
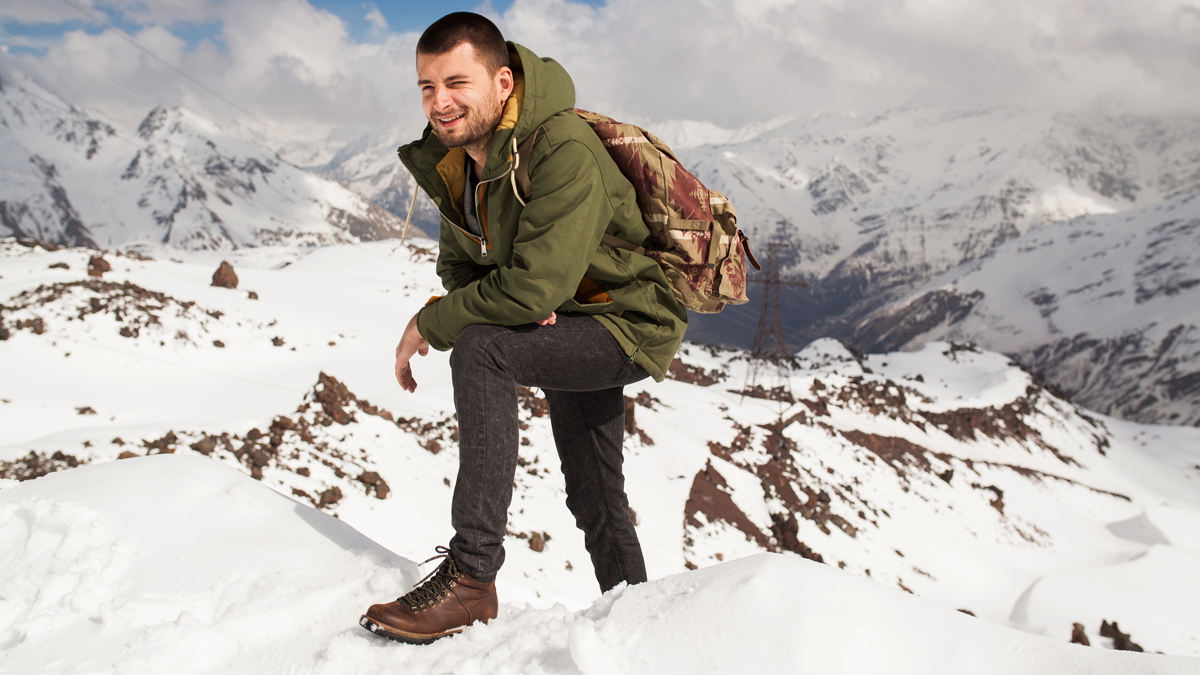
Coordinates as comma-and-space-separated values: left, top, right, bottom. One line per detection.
510, 135, 527, 207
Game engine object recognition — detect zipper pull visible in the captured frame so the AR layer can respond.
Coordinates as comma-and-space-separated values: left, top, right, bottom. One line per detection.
628, 349, 639, 363
480, 239, 488, 258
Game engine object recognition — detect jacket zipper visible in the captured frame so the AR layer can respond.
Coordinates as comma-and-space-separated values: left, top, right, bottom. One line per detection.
414, 158, 512, 260
471, 163, 515, 258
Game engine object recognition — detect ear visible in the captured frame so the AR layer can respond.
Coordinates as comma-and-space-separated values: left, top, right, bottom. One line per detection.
496, 66, 514, 101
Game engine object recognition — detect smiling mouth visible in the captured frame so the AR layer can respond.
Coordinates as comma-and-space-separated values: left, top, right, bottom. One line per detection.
437, 112, 465, 125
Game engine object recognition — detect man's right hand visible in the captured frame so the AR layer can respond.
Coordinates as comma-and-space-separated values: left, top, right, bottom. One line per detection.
535, 311, 556, 326
394, 312, 430, 393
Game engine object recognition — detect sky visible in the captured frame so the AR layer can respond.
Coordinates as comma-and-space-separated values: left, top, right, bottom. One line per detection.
2, 0, 1199, 153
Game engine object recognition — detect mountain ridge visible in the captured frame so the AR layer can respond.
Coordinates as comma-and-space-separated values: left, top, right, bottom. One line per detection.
0, 72, 421, 250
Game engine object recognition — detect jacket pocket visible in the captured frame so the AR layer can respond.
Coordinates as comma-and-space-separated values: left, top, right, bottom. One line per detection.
557, 296, 614, 315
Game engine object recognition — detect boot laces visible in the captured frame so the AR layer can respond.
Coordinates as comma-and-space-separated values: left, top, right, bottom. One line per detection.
398, 546, 464, 611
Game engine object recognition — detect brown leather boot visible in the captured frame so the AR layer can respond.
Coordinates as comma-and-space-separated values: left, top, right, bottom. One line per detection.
360, 547, 498, 644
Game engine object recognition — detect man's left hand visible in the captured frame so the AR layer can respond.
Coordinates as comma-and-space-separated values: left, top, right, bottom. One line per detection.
394, 313, 430, 392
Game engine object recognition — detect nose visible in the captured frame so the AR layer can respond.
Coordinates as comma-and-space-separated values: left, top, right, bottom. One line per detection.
431, 84, 454, 112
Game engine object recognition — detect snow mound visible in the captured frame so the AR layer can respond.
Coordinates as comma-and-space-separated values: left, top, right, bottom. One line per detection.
2, 456, 1196, 674
0, 455, 416, 673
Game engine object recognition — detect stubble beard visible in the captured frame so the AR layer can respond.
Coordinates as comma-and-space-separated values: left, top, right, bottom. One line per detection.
435, 88, 504, 159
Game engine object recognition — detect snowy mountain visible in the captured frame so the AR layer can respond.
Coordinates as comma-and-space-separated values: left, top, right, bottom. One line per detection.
4, 456, 1196, 674
3, 238, 1198, 666
850, 191, 1200, 426
675, 106, 1200, 348
307, 126, 445, 239
306, 104, 1200, 428
302, 114, 790, 238
0, 73, 417, 250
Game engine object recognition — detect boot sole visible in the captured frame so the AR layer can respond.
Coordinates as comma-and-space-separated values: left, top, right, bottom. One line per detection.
359, 614, 463, 645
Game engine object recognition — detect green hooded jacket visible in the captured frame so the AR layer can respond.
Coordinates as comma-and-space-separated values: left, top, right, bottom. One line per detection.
397, 42, 687, 381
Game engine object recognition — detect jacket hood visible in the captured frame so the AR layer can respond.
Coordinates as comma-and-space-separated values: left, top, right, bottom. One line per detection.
504, 42, 575, 149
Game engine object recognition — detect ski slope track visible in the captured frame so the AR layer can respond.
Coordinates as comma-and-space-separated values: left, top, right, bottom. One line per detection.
0, 73, 416, 251
2, 238, 1198, 672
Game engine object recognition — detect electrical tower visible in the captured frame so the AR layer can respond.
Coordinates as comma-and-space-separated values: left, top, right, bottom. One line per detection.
744, 242, 806, 401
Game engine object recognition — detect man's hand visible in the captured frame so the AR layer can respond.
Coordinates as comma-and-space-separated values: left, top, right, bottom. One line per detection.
394, 312, 430, 393
535, 311, 557, 326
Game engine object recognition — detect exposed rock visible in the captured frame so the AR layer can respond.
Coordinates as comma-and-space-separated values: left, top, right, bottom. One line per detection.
357, 470, 390, 499
529, 531, 546, 552
143, 431, 179, 454
1071, 623, 1091, 646
0, 279, 225, 343
1099, 620, 1144, 652
247, 291, 258, 300
117, 451, 138, 460
0, 450, 85, 481
318, 486, 343, 507
623, 395, 655, 445
87, 255, 111, 278
76, 406, 97, 415
770, 512, 825, 562
48, 262, 69, 270
516, 385, 549, 417
729, 383, 795, 403
189, 436, 218, 456
685, 460, 774, 551
667, 358, 724, 386
271, 336, 284, 346
211, 261, 238, 289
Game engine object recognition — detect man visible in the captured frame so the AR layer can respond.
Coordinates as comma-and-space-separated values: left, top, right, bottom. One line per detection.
360, 12, 687, 645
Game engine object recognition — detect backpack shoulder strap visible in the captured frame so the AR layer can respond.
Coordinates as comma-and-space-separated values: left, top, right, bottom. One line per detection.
512, 122, 646, 257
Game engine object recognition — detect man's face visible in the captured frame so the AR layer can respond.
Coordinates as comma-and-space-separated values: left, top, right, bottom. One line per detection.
417, 42, 512, 150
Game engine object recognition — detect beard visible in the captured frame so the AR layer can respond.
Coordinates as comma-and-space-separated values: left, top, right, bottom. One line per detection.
433, 88, 504, 152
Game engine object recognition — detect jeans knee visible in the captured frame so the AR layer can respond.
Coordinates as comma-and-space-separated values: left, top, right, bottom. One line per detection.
450, 324, 492, 372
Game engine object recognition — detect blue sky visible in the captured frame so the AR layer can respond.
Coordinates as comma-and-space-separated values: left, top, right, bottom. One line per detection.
0, 1, 607, 56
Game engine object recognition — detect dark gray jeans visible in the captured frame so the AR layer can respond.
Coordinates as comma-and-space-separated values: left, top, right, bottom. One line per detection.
447, 313, 649, 592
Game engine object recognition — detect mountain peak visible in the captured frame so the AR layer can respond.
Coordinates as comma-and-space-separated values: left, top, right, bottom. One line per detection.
136, 105, 170, 140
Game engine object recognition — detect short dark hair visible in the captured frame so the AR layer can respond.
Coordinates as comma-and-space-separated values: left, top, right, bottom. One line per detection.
417, 12, 509, 75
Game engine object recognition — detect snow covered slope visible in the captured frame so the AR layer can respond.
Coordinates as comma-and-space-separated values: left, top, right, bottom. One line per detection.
851, 191, 1200, 425
6, 456, 1194, 674
0, 73, 416, 250
2, 237, 1197, 664
307, 126, 444, 238
676, 107, 1200, 348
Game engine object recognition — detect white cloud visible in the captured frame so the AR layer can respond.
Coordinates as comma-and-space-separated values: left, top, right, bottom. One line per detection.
364, 3, 388, 39
2, 0, 1197, 157
499, 0, 1200, 125
2, 0, 426, 148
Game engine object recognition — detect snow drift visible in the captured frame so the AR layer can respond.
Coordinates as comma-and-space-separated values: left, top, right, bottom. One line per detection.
2, 454, 1195, 675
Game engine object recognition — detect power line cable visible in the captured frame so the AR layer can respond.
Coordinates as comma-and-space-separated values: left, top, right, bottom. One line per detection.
0, 74, 144, 150
58, 0, 297, 146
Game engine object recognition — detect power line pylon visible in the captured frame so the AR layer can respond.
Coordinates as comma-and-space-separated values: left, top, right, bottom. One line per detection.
745, 242, 806, 401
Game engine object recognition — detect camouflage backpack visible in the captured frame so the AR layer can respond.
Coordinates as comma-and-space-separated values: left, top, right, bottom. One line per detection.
513, 109, 760, 314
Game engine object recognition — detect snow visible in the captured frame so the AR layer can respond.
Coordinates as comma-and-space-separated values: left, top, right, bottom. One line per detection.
3, 455, 1196, 674
0, 455, 417, 674
0, 73, 412, 250
3, 237, 1200, 671
863, 190, 1200, 425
